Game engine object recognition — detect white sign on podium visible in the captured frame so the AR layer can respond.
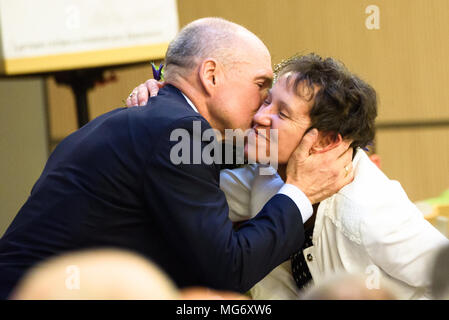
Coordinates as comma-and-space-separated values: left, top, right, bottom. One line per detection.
0, 0, 179, 75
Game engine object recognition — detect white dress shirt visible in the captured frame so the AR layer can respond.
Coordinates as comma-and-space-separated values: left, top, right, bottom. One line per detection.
220, 149, 449, 299
180, 92, 313, 222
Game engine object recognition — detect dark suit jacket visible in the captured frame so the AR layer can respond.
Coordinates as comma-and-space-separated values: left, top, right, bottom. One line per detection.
0, 84, 304, 299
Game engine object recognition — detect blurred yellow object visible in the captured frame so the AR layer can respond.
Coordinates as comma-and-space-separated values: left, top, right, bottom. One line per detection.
415, 201, 438, 221
435, 204, 449, 216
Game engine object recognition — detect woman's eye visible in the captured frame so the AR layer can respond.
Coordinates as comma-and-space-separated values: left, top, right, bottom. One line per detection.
279, 112, 288, 118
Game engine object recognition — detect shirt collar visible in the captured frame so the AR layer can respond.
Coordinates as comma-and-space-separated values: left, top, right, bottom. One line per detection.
181, 93, 199, 113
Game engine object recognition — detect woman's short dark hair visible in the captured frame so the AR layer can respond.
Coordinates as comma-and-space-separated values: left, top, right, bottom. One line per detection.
275, 53, 377, 150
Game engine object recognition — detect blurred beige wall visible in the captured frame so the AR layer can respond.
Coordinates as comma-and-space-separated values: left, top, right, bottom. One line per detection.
0, 78, 49, 235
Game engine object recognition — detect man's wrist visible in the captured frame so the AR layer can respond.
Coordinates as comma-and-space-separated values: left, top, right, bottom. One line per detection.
277, 184, 313, 223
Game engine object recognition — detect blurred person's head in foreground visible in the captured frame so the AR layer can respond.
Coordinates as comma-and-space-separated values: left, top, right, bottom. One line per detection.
299, 272, 397, 300
10, 248, 179, 300
431, 244, 449, 299
179, 287, 249, 300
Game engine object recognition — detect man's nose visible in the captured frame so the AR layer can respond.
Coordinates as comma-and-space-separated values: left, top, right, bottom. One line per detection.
253, 106, 272, 127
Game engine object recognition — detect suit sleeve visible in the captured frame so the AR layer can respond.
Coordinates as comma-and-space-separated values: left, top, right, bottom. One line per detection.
144, 116, 305, 293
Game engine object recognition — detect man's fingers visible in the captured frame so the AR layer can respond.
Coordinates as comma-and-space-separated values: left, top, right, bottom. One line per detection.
338, 145, 353, 162
336, 140, 352, 158
294, 129, 319, 160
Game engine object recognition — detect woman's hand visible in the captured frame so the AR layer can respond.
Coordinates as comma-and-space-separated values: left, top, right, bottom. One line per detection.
126, 79, 165, 107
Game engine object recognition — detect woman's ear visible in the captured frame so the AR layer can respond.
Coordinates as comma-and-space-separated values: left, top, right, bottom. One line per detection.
311, 132, 343, 153
198, 58, 219, 96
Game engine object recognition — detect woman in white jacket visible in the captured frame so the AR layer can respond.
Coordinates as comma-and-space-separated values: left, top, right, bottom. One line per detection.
219, 54, 448, 300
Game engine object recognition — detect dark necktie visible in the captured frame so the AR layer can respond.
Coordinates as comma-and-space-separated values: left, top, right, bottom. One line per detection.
291, 227, 314, 290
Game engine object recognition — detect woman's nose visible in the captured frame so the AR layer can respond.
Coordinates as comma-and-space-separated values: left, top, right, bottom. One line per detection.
253, 106, 272, 127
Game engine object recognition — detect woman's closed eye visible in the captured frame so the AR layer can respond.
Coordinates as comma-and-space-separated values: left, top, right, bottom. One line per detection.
279, 111, 288, 119
278, 101, 291, 119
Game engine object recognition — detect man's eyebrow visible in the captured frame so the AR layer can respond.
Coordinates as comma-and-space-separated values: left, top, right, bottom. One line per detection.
255, 74, 273, 85
256, 75, 273, 81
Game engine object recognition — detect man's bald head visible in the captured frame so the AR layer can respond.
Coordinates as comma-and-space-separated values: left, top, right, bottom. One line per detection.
165, 17, 269, 78
163, 17, 272, 135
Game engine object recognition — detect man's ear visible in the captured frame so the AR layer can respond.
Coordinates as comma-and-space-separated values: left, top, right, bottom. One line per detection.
198, 58, 219, 96
311, 132, 343, 153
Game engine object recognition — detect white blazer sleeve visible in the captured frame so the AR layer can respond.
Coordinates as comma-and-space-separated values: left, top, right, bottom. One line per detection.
361, 181, 449, 289
219, 165, 258, 222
